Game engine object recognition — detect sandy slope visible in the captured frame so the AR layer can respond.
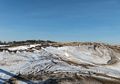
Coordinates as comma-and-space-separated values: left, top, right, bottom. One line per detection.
0, 43, 120, 84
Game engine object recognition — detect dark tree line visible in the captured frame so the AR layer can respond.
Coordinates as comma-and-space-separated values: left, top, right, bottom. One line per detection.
0, 41, 7, 45
0, 40, 56, 45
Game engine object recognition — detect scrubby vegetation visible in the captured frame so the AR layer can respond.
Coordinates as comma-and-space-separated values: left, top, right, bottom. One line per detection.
0, 40, 56, 46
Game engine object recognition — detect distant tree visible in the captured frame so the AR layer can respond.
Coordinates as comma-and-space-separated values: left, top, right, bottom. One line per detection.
0, 41, 3, 45
3, 41, 7, 45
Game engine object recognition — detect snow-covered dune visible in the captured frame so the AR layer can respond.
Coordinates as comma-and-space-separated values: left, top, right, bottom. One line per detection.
0, 43, 120, 84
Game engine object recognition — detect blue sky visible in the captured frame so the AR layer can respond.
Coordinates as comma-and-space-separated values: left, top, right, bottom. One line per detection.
0, 0, 120, 43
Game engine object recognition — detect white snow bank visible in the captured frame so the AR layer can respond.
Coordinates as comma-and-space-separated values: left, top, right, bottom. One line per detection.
0, 45, 120, 83
0, 45, 8, 47
44, 46, 111, 65
8, 44, 41, 51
